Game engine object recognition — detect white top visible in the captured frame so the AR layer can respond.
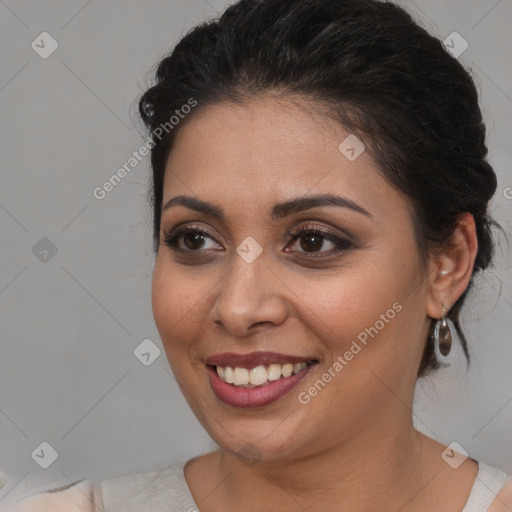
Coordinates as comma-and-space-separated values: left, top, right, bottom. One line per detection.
4, 459, 512, 511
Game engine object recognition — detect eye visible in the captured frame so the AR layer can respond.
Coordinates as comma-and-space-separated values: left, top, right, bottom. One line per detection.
285, 223, 353, 258
162, 225, 222, 252
161, 222, 353, 258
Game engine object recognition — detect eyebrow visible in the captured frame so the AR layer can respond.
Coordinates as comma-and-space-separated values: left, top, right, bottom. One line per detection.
162, 193, 373, 221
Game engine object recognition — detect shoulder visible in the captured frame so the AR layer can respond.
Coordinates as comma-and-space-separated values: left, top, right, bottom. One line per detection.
465, 461, 512, 512
4, 480, 102, 512
3, 459, 200, 512
488, 474, 512, 512
99, 459, 198, 512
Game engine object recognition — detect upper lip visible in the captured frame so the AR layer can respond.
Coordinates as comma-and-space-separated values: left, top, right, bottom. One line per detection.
205, 351, 317, 368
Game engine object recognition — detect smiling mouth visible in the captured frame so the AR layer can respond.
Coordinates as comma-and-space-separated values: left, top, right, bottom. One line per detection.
204, 351, 319, 407
209, 361, 317, 388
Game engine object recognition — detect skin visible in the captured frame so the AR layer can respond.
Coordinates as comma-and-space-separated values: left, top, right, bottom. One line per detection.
151, 94, 479, 511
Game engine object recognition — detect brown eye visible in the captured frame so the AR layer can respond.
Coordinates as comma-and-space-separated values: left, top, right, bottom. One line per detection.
162, 226, 222, 252
183, 231, 207, 250
286, 225, 353, 257
298, 232, 326, 252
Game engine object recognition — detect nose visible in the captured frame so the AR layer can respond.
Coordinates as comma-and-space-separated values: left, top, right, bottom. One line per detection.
210, 250, 289, 337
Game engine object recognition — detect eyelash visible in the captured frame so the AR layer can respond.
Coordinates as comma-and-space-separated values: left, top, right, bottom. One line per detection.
162, 223, 353, 258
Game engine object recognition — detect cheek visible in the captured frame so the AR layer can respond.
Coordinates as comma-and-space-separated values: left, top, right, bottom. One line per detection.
151, 263, 194, 357
294, 259, 401, 342
151, 260, 216, 372
293, 254, 420, 382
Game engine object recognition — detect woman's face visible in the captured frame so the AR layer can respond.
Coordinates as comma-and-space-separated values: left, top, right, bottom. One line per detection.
152, 96, 435, 463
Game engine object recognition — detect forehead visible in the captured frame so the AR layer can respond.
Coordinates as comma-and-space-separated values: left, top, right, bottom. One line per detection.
168, 96, 346, 175
162, 96, 408, 225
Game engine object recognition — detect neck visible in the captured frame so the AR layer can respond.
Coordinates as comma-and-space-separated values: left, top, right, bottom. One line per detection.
216, 419, 429, 511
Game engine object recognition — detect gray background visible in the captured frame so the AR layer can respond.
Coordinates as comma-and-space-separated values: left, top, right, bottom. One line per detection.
0, 0, 511, 506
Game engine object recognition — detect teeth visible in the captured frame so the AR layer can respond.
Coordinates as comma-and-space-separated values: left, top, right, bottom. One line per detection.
267, 364, 282, 381
215, 362, 309, 387
249, 366, 268, 386
282, 363, 293, 378
233, 367, 249, 386
293, 363, 304, 374
224, 366, 235, 384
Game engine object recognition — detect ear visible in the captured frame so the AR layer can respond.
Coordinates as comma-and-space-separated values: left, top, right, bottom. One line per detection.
426, 212, 478, 319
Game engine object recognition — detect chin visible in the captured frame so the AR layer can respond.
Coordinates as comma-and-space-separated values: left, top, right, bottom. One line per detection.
196, 405, 317, 463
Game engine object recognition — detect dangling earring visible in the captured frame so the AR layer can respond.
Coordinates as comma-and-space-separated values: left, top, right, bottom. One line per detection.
431, 303, 453, 365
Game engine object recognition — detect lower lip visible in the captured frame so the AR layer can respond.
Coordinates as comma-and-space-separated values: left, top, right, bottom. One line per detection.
206, 364, 317, 408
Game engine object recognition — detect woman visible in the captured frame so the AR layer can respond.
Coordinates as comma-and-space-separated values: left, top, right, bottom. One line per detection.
8, 0, 511, 510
